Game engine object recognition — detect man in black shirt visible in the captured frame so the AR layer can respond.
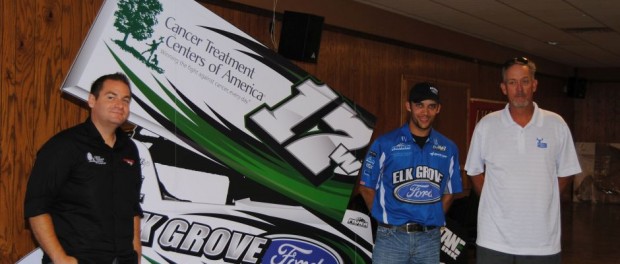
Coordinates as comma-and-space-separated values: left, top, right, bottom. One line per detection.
24, 73, 143, 264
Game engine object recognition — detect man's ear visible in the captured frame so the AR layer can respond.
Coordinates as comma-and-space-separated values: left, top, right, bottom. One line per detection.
405, 101, 412, 112
500, 82, 508, 95
87, 94, 96, 108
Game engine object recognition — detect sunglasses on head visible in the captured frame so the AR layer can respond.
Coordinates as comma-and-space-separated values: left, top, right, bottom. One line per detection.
503, 57, 529, 68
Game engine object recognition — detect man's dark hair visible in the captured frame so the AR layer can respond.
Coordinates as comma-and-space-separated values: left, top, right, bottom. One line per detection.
90, 72, 131, 98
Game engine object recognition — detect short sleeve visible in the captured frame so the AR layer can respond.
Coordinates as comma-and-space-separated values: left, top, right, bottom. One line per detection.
24, 137, 75, 218
359, 140, 382, 189
556, 122, 582, 177
465, 121, 486, 176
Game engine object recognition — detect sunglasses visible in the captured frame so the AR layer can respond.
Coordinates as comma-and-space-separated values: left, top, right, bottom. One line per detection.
503, 57, 529, 68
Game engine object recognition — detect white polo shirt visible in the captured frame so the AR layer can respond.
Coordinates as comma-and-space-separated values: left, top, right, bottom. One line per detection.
465, 103, 581, 255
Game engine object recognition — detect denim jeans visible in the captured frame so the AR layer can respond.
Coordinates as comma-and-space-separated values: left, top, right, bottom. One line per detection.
372, 225, 441, 264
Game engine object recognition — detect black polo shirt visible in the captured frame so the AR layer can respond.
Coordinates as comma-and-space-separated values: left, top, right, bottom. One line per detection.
25, 118, 143, 263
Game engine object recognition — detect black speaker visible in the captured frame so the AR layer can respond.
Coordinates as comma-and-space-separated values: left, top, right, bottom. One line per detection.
566, 77, 587, 98
278, 11, 324, 63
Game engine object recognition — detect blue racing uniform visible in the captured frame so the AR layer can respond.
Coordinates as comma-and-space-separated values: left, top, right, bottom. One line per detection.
360, 124, 462, 227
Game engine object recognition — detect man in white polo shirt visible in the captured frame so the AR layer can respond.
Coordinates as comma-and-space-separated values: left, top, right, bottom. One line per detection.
465, 57, 581, 264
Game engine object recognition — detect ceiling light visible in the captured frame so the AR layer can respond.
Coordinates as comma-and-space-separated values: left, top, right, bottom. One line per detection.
547, 41, 559, 46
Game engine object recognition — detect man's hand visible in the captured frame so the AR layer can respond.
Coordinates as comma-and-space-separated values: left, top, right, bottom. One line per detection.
53, 255, 78, 264
358, 185, 376, 211
28, 214, 77, 264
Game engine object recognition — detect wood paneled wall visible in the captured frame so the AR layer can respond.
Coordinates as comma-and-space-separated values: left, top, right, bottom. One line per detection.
574, 82, 620, 142
1, 0, 103, 262
1, 0, 616, 262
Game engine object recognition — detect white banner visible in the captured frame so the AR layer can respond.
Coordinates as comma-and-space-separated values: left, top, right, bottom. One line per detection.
21, 0, 377, 263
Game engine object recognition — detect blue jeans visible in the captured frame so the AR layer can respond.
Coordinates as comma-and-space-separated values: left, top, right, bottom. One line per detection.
372, 225, 441, 264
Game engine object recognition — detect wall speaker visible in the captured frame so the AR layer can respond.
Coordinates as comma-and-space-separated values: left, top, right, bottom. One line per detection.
278, 11, 324, 63
566, 77, 587, 98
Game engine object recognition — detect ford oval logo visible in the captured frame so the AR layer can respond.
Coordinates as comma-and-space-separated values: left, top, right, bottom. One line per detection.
263, 235, 342, 264
394, 180, 441, 203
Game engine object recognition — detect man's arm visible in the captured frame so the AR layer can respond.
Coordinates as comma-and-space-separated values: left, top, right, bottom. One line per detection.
358, 185, 376, 212
470, 173, 485, 196
29, 214, 77, 264
558, 176, 574, 195
441, 194, 454, 214
133, 215, 142, 263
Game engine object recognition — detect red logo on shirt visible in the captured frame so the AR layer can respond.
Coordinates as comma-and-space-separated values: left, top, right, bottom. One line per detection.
123, 158, 135, 166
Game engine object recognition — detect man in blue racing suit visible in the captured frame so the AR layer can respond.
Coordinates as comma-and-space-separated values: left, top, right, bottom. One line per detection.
359, 82, 462, 264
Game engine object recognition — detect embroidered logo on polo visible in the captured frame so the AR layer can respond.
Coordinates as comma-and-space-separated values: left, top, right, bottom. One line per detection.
536, 138, 548, 148
391, 143, 411, 152
86, 152, 106, 165
430, 152, 447, 158
432, 138, 447, 152
392, 166, 443, 203
432, 144, 446, 152
123, 158, 135, 166
362, 151, 377, 174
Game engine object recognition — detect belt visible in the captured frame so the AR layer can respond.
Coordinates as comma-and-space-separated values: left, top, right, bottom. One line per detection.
378, 222, 437, 233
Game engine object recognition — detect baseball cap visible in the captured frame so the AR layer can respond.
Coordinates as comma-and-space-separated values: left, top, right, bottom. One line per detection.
409, 82, 440, 103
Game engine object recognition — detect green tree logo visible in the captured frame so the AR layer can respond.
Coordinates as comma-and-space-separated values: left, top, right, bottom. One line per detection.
112, 0, 164, 73
114, 0, 163, 44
